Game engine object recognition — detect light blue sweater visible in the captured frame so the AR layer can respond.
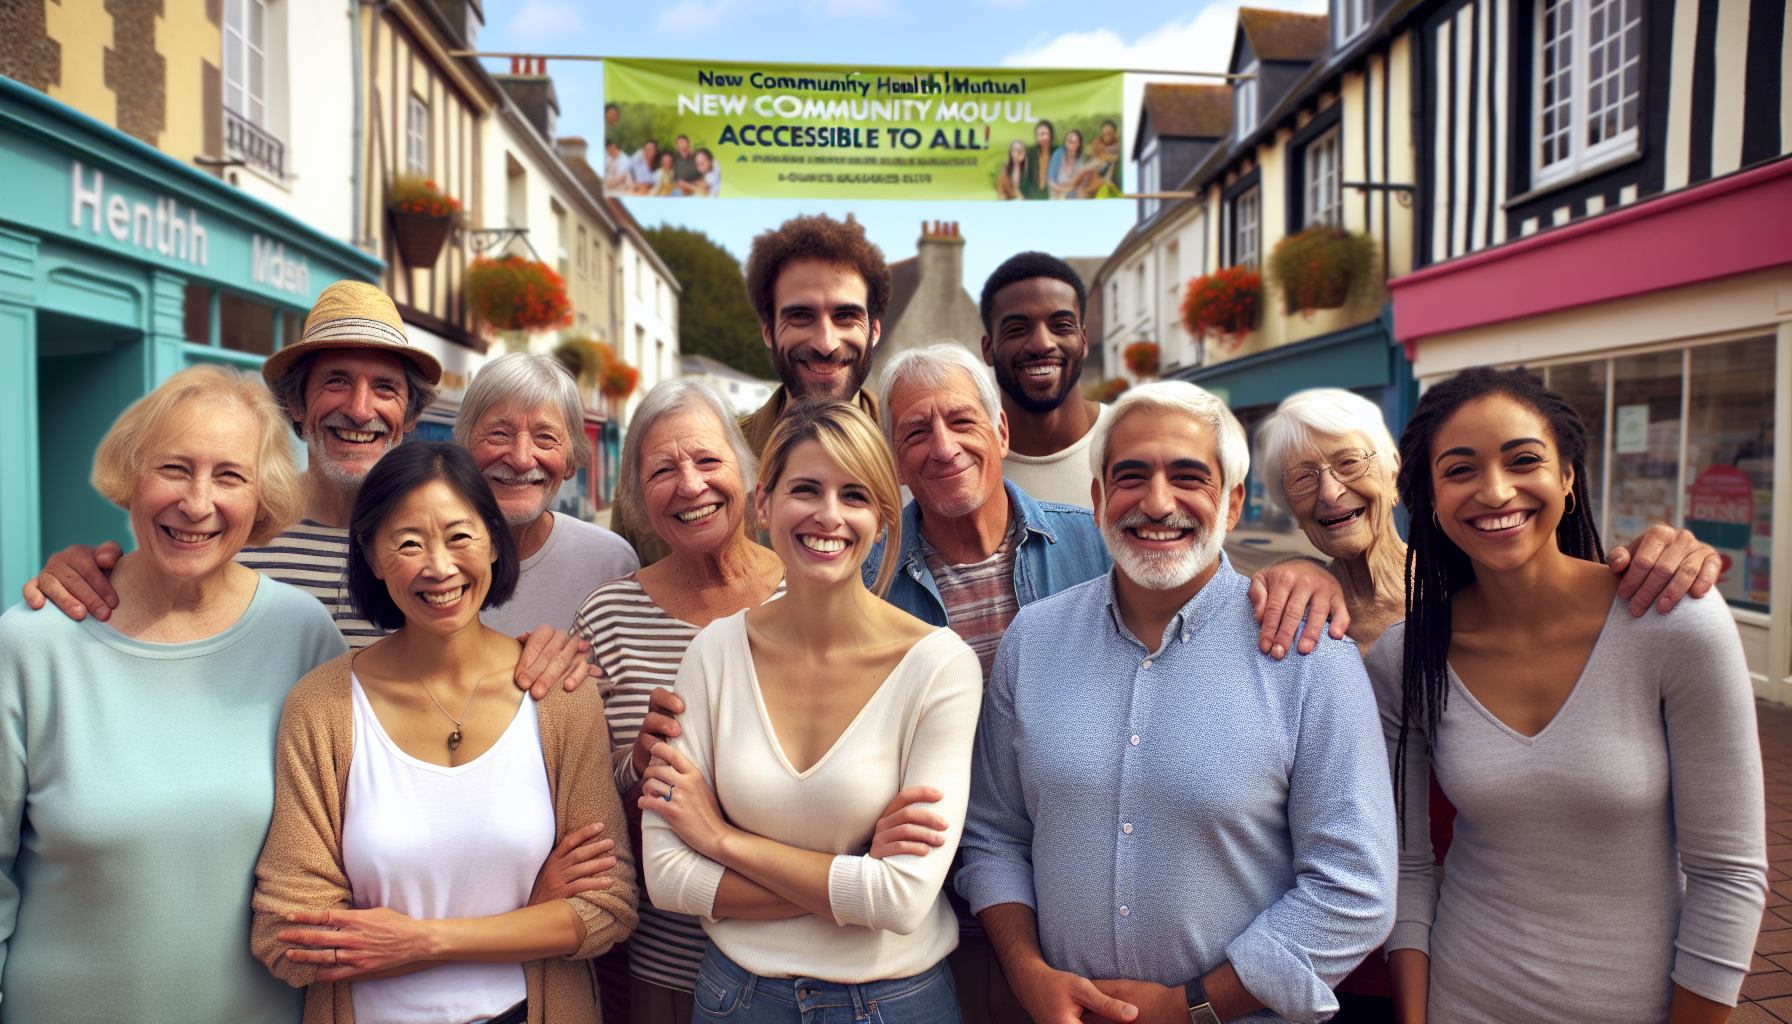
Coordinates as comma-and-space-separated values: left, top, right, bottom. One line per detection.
0, 575, 348, 1024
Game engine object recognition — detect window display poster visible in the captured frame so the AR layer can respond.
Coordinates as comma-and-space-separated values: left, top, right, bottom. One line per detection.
1686, 463, 1754, 602
602, 58, 1124, 200
1615, 403, 1651, 454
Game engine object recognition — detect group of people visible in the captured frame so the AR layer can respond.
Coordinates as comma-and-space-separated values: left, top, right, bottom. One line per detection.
996, 121, 1122, 200
0, 210, 1763, 1024
604, 122, 721, 198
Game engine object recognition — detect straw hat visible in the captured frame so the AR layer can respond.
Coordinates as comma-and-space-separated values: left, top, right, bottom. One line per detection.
260, 281, 444, 386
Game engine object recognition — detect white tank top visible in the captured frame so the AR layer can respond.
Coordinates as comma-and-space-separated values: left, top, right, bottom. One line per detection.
343, 675, 556, 1024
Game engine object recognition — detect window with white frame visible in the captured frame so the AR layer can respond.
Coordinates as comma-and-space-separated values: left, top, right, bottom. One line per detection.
1335, 0, 1368, 45
1232, 187, 1262, 268
1535, 0, 1642, 183
1140, 139, 1161, 220
223, 0, 267, 124
406, 94, 429, 176
1305, 128, 1342, 228
1235, 63, 1259, 140
1134, 263, 1148, 316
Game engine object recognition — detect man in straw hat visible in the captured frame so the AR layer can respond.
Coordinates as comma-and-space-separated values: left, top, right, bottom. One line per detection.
24, 281, 592, 694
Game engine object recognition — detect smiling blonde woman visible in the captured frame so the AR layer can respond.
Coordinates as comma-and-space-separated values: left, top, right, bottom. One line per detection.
641, 400, 982, 1024
0, 364, 347, 1024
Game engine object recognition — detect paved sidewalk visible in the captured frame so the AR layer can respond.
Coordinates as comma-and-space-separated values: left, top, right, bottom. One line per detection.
1733, 701, 1792, 1021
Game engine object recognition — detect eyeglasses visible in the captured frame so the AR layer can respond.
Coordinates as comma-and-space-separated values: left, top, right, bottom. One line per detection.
1281, 449, 1378, 498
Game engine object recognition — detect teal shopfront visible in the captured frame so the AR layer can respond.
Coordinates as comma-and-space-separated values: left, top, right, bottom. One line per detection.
1170, 308, 1415, 531
0, 78, 381, 598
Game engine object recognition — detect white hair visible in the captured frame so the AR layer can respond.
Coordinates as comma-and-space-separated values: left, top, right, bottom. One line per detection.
1089, 380, 1250, 494
874, 343, 1002, 442
453, 352, 592, 469
1254, 388, 1399, 515
616, 378, 758, 529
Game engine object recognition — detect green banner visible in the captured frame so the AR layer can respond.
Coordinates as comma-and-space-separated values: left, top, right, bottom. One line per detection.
602, 58, 1124, 201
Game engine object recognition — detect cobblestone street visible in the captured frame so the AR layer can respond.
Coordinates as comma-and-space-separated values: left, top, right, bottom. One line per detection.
1731, 703, 1792, 1021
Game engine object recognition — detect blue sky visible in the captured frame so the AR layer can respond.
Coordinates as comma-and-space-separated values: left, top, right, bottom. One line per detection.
474, 0, 1323, 289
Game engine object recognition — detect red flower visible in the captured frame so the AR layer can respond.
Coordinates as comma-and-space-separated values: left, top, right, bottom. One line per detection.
466, 255, 573, 333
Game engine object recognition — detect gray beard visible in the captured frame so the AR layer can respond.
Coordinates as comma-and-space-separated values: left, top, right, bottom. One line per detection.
498, 480, 561, 528
1099, 490, 1229, 591
304, 428, 394, 492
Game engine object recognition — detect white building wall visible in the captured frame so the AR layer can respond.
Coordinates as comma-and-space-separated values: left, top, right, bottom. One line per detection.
617, 233, 679, 425
1104, 204, 1209, 384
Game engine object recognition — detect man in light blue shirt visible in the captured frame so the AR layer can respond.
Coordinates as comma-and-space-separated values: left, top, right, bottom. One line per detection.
959, 381, 1396, 1024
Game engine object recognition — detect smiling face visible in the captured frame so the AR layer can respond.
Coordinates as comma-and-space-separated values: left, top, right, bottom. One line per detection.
984, 276, 1087, 414
466, 400, 573, 528
889, 370, 1009, 521
1096, 407, 1243, 591
642, 141, 658, 163
1064, 130, 1082, 159
370, 478, 496, 637
1035, 122, 1052, 148
1284, 431, 1393, 561
1100, 122, 1118, 145
755, 439, 881, 589
128, 404, 264, 582
1009, 140, 1027, 166
676, 136, 692, 157
696, 150, 713, 173
1430, 394, 1574, 573
762, 258, 880, 402
297, 350, 410, 490
639, 405, 748, 557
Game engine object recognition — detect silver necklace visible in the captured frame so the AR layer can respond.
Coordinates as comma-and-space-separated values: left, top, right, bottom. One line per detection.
419, 677, 483, 751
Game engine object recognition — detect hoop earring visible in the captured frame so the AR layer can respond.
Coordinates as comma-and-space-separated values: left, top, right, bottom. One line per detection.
1432, 511, 1442, 531
1564, 491, 1577, 515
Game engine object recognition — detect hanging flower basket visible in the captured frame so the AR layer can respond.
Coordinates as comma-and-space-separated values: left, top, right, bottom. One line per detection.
1089, 376, 1130, 403
466, 254, 573, 334
1123, 341, 1160, 379
1267, 227, 1380, 316
387, 175, 463, 268
1181, 267, 1261, 350
599, 360, 640, 402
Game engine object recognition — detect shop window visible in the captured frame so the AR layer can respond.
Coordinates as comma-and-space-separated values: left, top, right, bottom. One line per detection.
1534, 0, 1642, 186
1543, 360, 1607, 534
184, 285, 213, 343
1608, 351, 1682, 551
220, 293, 276, 355
282, 310, 303, 348
1686, 337, 1775, 609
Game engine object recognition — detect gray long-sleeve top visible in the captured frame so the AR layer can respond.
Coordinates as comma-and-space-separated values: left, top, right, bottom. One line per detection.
1365, 594, 1767, 1023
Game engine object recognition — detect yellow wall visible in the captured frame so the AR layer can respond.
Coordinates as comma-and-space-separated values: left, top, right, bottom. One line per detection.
38, 0, 219, 157
43, 0, 116, 128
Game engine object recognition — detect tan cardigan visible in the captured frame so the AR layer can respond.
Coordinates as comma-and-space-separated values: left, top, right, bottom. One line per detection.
250, 652, 639, 1024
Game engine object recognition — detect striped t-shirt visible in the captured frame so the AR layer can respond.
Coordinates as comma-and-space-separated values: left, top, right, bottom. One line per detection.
236, 520, 386, 648
918, 524, 1021, 680
572, 573, 783, 993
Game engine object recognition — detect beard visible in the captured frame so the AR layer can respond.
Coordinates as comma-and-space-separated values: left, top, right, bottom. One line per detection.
1099, 490, 1229, 591
304, 412, 396, 491
994, 347, 1084, 414
774, 338, 874, 403
486, 464, 561, 527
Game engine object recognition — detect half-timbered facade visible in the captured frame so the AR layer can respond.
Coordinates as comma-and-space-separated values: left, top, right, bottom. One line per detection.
1392, 0, 1792, 695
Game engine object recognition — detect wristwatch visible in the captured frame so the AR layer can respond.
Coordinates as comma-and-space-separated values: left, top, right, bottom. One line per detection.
1184, 976, 1223, 1024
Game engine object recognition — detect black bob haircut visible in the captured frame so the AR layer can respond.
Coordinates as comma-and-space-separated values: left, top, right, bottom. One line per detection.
346, 440, 518, 631
978, 251, 1087, 338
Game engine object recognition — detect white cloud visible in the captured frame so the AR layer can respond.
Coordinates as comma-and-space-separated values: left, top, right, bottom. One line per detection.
804, 0, 896, 15
655, 0, 752, 34
502, 0, 585, 45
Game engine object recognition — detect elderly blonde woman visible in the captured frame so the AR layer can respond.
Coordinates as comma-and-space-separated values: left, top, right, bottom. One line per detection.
0, 365, 348, 1023
1255, 388, 1725, 653
574, 381, 946, 1023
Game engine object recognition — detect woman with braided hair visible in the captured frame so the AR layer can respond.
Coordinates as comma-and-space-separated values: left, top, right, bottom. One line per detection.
1364, 367, 1766, 1024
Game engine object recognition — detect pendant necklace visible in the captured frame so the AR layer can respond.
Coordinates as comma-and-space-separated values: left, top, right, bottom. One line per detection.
420, 676, 484, 752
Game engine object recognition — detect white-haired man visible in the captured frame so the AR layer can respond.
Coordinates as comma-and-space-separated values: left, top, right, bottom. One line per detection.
454, 352, 637, 634
23, 282, 591, 696
959, 381, 1397, 1024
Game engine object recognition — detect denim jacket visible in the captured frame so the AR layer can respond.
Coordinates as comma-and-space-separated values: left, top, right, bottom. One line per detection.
864, 479, 1112, 627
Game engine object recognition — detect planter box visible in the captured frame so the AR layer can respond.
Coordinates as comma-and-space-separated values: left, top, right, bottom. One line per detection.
391, 210, 454, 268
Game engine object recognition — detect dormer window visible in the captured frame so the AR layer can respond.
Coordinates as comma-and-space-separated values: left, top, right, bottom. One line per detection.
1335, 0, 1368, 45
1140, 138, 1162, 221
1234, 63, 1259, 140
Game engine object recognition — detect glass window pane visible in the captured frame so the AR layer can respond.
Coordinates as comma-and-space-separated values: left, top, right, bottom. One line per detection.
219, 292, 276, 355
1685, 336, 1776, 610
1545, 360, 1607, 536
1609, 351, 1683, 551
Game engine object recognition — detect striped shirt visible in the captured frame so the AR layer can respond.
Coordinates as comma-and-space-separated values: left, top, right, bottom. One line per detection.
918, 524, 1021, 680
237, 520, 386, 648
572, 574, 784, 992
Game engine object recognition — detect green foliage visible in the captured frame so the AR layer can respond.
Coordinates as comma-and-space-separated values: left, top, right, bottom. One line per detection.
608, 102, 693, 158
639, 224, 774, 380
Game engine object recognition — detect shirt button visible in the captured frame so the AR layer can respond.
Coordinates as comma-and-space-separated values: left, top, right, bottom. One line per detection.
1119, 905, 1130, 916
1142, 658, 1152, 669
1122, 823, 1133, 834
1182, 633, 1190, 643
1130, 734, 1140, 746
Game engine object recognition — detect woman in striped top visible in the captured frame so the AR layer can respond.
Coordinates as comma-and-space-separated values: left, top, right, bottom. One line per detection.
574, 381, 785, 1023
578, 382, 948, 1024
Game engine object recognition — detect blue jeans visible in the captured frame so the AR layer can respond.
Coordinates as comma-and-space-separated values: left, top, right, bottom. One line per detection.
691, 943, 960, 1024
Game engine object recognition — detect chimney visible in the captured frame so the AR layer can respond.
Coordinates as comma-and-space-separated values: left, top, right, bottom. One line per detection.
557, 136, 589, 164
916, 220, 967, 339
495, 64, 560, 141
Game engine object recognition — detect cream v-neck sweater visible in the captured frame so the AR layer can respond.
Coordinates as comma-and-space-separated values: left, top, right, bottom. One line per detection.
642, 610, 982, 984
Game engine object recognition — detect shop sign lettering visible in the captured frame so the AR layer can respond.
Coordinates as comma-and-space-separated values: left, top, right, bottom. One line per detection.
251, 235, 311, 297
69, 160, 208, 267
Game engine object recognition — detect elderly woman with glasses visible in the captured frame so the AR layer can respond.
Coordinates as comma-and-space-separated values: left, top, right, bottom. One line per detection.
1255, 388, 1724, 654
